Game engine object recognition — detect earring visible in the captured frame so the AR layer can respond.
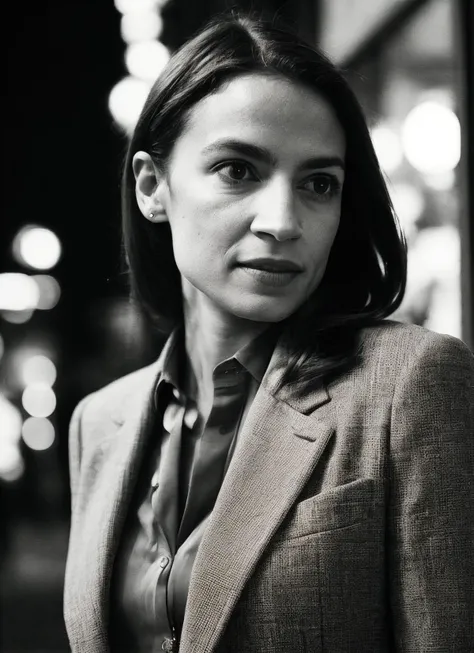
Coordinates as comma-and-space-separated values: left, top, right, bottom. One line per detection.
149, 212, 155, 219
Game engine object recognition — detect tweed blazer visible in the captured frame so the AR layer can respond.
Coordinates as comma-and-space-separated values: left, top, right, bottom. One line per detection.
63, 320, 474, 653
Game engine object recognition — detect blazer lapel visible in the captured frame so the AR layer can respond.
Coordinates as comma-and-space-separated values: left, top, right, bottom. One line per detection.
180, 341, 335, 653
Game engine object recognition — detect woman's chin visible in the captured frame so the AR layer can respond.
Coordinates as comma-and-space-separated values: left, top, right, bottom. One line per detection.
228, 298, 301, 324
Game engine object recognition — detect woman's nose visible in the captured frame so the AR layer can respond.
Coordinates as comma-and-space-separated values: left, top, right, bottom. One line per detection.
249, 180, 302, 241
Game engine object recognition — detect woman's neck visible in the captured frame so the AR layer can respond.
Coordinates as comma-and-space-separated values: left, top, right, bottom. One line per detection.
181, 282, 266, 415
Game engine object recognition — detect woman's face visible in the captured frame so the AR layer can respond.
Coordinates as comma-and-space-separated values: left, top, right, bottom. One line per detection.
158, 72, 345, 324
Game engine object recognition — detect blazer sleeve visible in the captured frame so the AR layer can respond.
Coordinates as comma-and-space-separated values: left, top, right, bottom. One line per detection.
388, 332, 474, 652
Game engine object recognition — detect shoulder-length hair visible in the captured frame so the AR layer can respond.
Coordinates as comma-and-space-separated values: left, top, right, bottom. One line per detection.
122, 12, 407, 387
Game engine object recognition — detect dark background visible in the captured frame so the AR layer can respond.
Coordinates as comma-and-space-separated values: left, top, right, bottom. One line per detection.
3, 3, 126, 650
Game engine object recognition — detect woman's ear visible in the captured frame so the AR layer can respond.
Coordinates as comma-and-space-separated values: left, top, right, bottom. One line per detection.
132, 151, 168, 223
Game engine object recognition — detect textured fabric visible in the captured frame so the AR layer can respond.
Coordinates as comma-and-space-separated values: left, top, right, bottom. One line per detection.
64, 321, 474, 653
109, 328, 274, 651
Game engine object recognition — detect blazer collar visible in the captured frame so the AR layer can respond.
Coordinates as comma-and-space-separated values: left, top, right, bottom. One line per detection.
109, 329, 179, 427
111, 325, 330, 422
262, 329, 331, 415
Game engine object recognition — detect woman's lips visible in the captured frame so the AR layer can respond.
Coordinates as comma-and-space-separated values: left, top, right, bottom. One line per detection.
238, 257, 303, 273
237, 265, 301, 287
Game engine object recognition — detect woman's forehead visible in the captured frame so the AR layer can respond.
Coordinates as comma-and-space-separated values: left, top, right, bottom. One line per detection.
179, 72, 345, 161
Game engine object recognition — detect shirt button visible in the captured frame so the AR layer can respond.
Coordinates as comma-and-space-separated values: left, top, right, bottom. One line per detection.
161, 638, 177, 652
158, 555, 169, 569
163, 403, 181, 433
151, 471, 160, 490
172, 387, 182, 402
184, 406, 198, 430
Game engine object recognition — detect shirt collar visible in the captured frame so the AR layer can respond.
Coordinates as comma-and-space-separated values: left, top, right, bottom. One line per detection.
155, 324, 280, 402
157, 327, 184, 392
233, 324, 280, 384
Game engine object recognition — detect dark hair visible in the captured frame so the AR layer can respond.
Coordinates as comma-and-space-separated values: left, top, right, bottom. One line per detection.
121, 12, 407, 387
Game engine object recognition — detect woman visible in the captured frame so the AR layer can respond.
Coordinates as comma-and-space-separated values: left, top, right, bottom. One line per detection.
64, 13, 474, 653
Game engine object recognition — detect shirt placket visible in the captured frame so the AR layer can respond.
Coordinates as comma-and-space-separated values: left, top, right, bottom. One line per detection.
176, 361, 248, 547
148, 393, 185, 652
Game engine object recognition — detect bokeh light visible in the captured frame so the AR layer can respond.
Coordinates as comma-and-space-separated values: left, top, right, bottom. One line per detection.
390, 182, 425, 237
0, 273, 39, 311
371, 123, 403, 174
22, 417, 56, 451
32, 275, 61, 310
1, 309, 35, 324
21, 355, 57, 387
0, 394, 23, 443
115, 0, 157, 13
423, 170, 456, 191
0, 394, 24, 478
0, 443, 24, 482
108, 76, 152, 133
125, 40, 170, 81
12, 226, 62, 270
401, 101, 461, 174
22, 383, 56, 418
121, 11, 163, 43
7, 345, 57, 391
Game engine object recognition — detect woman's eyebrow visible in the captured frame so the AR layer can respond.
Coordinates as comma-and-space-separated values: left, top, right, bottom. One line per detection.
201, 138, 345, 171
201, 139, 276, 164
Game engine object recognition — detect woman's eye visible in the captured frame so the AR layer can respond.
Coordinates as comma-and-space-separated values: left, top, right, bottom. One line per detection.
215, 161, 255, 183
302, 174, 340, 199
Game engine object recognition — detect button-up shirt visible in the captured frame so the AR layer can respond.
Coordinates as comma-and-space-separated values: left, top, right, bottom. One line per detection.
109, 326, 278, 652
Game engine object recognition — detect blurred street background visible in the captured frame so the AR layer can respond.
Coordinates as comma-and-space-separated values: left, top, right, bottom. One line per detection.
1, 0, 473, 650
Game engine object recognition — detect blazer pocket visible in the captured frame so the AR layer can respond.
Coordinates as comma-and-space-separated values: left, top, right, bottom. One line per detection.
276, 478, 376, 541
